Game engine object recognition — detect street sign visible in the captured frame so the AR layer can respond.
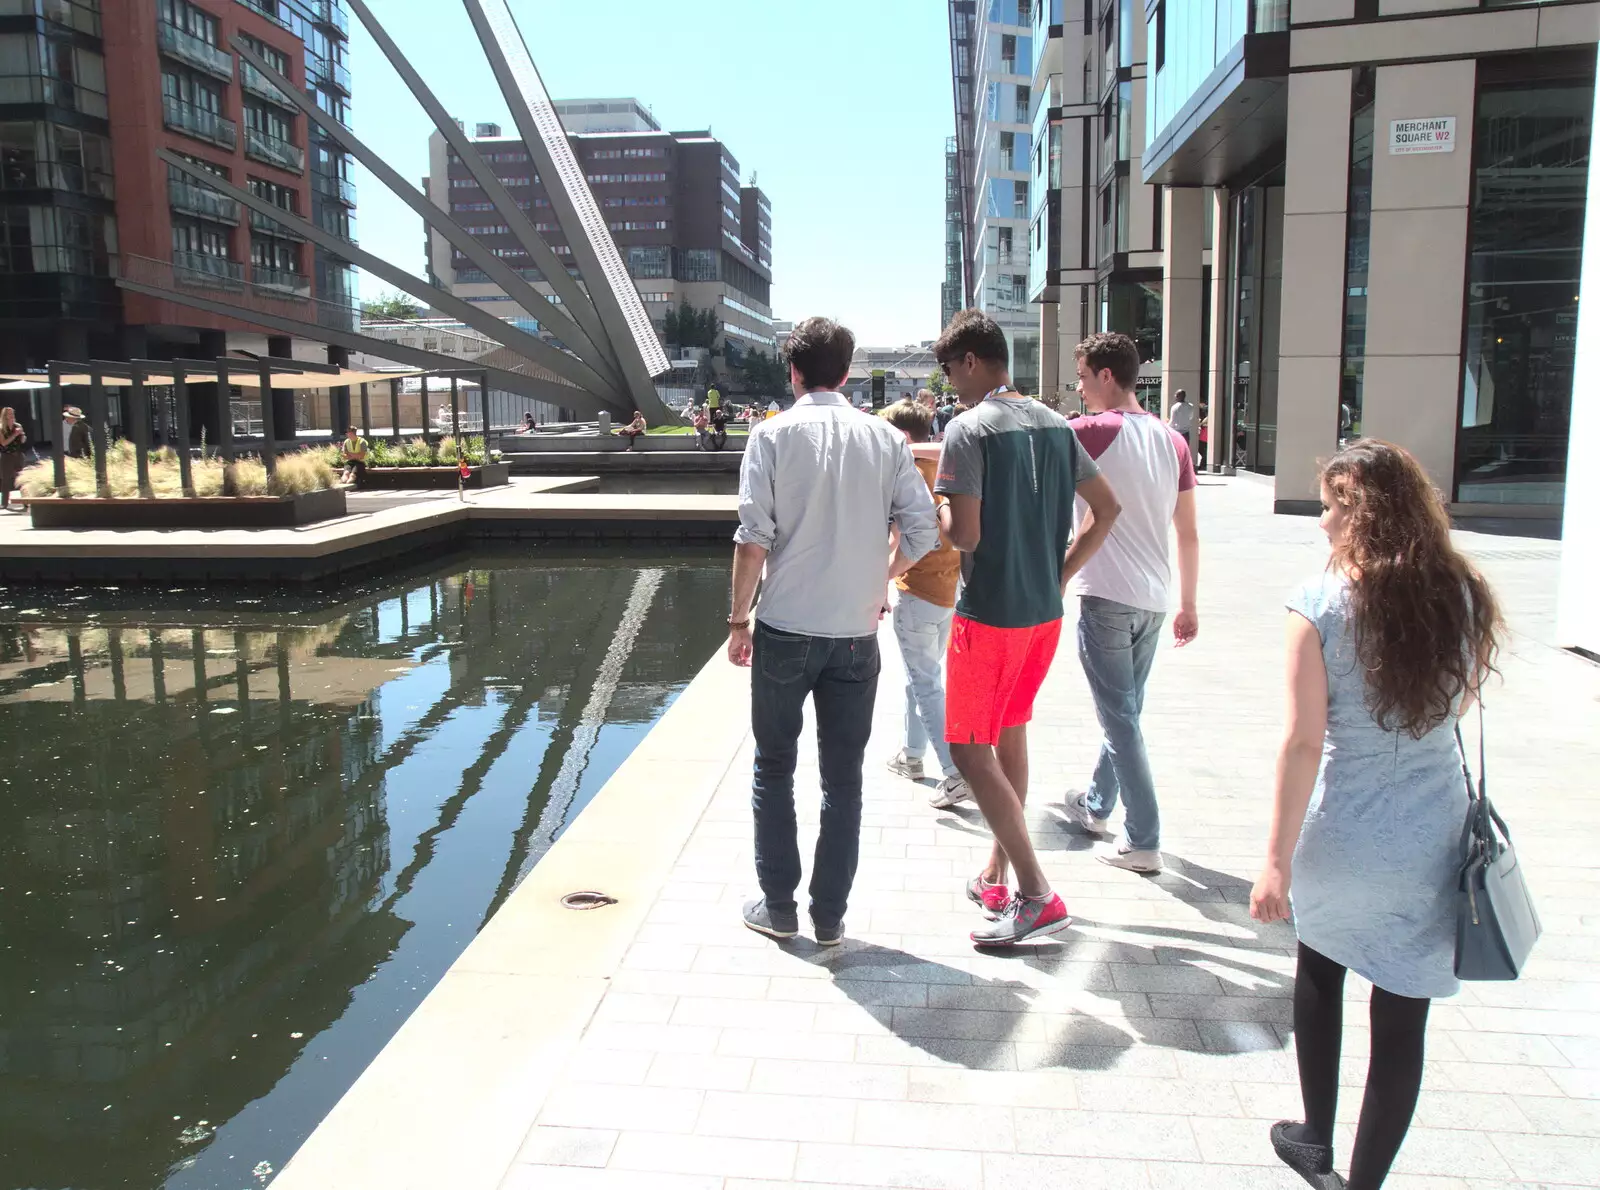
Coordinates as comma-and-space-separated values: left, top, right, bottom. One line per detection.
1389, 117, 1455, 155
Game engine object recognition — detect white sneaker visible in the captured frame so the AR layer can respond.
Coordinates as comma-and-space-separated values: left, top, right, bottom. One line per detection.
928, 774, 971, 808
887, 749, 925, 781
1095, 839, 1164, 874
1063, 790, 1114, 836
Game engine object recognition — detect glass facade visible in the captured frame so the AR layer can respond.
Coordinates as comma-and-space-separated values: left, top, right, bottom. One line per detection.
1458, 76, 1594, 505
1227, 184, 1283, 473
1338, 68, 1375, 445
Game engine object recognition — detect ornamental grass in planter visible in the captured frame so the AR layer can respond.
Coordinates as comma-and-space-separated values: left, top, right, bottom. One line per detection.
365, 435, 494, 468
18, 441, 338, 499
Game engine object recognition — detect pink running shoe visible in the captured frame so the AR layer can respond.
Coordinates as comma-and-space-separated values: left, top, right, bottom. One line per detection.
970, 891, 1072, 945
965, 874, 1011, 920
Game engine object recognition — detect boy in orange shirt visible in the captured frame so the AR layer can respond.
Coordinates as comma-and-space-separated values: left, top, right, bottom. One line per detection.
878, 399, 969, 808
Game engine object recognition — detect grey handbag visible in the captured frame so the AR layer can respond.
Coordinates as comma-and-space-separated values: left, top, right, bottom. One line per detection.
1454, 705, 1541, 981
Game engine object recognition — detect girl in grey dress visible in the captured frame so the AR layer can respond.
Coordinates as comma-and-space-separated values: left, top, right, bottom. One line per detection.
1250, 441, 1502, 1190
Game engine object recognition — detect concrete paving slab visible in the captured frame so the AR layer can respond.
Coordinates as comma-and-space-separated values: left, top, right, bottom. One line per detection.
268, 477, 1597, 1189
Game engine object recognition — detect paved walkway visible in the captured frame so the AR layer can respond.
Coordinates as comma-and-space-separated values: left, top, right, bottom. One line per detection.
490, 476, 1595, 1190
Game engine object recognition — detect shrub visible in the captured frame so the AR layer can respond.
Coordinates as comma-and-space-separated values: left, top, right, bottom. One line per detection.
17, 443, 337, 499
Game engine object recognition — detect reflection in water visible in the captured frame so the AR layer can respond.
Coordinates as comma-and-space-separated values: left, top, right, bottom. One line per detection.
0, 552, 727, 1190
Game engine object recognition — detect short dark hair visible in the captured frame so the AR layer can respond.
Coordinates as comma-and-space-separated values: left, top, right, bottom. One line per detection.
784, 317, 855, 390
1174, 389, 1187, 402
1074, 332, 1141, 389
345, 425, 357, 433
879, 398, 933, 443
934, 309, 1008, 367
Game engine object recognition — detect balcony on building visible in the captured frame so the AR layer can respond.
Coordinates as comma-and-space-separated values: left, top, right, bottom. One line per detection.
312, 0, 349, 36
245, 127, 305, 172
253, 264, 311, 296
169, 177, 239, 224
163, 96, 238, 150
172, 249, 243, 285
312, 171, 356, 206
157, 21, 234, 82
250, 207, 306, 240
241, 62, 294, 107
1142, 0, 1289, 186
305, 53, 351, 95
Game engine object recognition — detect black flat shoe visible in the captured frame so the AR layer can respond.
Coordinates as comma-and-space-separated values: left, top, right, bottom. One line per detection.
1270, 1121, 1348, 1189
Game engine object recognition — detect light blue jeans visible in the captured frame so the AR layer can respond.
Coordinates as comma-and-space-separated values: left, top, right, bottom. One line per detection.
1078, 595, 1166, 851
893, 591, 957, 778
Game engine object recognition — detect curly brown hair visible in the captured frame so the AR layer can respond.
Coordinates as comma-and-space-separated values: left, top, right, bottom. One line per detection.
1321, 440, 1503, 738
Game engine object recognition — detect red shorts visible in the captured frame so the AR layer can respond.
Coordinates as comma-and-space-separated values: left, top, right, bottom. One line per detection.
944, 615, 1062, 747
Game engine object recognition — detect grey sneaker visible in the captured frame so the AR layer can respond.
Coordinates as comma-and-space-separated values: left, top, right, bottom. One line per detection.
743, 897, 799, 939
928, 774, 971, 808
1095, 839, 1164, 874
969, 891, 1072, 946
1063, 790, 1113, 836
812, 918, 843, 947
887, 749, 925, 781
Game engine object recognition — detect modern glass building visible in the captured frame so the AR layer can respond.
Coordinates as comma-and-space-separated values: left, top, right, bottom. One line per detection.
0, 0, 356, 381
1140, 0, 1592, 522
1027, 0, 1594, 537
1028, 0, 1169, 408
949, 0, 1041, 393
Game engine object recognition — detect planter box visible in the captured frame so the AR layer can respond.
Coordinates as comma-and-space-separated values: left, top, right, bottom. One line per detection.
360, 462, 510, 490
24, 487, 347, 529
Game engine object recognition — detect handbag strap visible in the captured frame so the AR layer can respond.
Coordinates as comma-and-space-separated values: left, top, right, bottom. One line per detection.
1456, 697, 1510, 855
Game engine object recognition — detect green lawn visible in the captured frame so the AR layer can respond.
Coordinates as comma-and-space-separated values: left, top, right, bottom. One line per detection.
647, 424, 748, 436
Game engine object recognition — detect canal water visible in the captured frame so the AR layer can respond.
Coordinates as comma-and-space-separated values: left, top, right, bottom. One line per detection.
0, 548, 730, 1190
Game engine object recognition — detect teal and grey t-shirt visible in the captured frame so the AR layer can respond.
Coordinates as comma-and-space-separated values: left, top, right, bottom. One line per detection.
935, 395, 1100, 629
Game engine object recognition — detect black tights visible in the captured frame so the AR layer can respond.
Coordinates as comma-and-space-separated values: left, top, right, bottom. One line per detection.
1293, 942, 1431, 1190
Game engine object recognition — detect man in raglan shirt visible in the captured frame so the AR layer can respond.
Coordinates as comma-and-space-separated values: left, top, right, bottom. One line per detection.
933, 310, 1122, 945
1062, 332, 1200, 874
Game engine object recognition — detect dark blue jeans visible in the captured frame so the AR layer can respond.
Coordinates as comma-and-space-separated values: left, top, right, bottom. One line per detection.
751, 621, 880, 930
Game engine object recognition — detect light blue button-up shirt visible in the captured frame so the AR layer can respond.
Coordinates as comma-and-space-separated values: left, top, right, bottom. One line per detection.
735, 392, 939, 639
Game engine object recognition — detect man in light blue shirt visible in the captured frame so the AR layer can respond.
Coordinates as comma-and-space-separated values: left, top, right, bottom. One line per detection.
728, 316, 938, 946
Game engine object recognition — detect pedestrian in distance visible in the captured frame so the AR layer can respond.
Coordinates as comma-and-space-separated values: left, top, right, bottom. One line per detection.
1250, 440, 1504, 1190
933, 310, 1121, 945
691, 404, 712, 451
1167, 386, 1198, 454
0, 407, 26, 510
876, 398, 969, 809
339, 425, 369, 487
709, 403, 729, 451
64, 406, 90, 459
1060, 332, 1200, 874
615, 409, 647, 450
728, 316, 938, 947
520, 411, 536, 433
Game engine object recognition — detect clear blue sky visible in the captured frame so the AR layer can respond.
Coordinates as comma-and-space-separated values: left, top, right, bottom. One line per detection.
348, 0, 954, 348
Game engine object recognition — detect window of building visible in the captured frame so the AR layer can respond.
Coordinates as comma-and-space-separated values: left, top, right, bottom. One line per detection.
1458, 72, 1594, 506
162, 69, 223, 113
0, 203, 115, 274
247, 175, 296, 212
627, 246, 670, 277
251, 233, 298, 272
243, 99, 293, 143
171, 214, 229, 258
611, 220, 668, 231
0, 120, 114, 197
0, 34, 109, 117
238, 33, 290, 76
680, 248, 718, 281
159, 0, 218, 44
1338, 68, 1375, 446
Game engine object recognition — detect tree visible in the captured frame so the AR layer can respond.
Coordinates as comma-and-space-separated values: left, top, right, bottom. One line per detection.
663, 300, 721, 351
362, 291, 423, 320
926, 366, 952, 398
738, 348, 787, 397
